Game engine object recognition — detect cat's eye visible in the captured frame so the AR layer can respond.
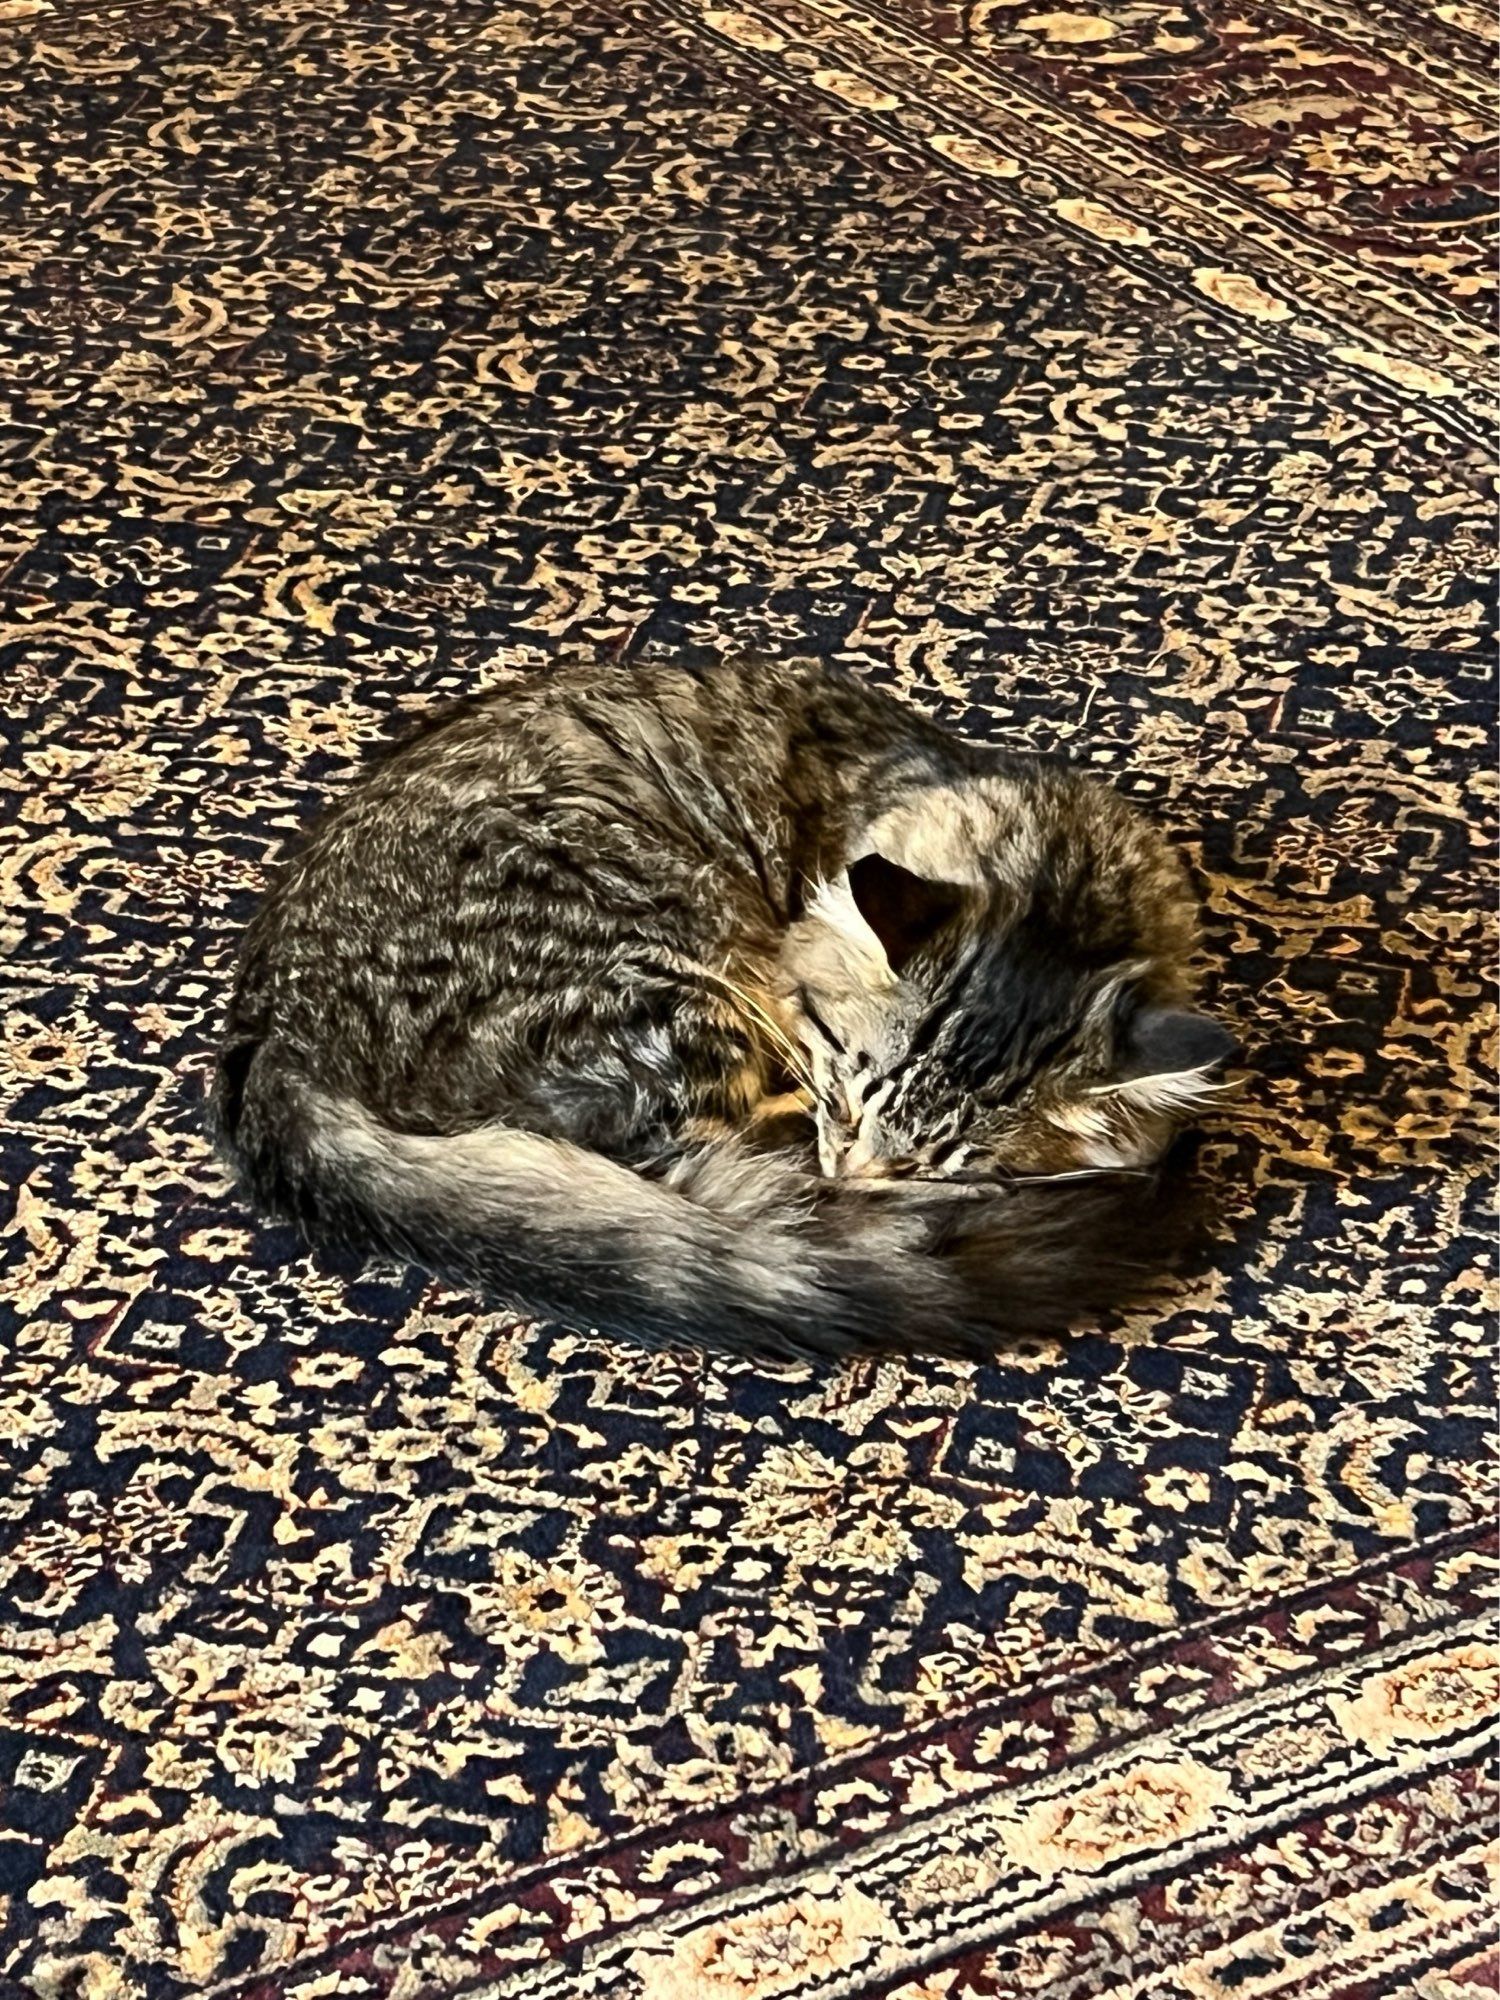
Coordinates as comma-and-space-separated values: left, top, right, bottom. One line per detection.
798, 990, 846, 1052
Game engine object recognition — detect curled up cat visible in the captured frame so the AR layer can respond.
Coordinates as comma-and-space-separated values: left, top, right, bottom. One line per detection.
212, 654, 1237, 1362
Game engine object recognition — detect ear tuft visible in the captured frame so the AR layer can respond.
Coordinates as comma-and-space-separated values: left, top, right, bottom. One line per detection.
1123, 1005, 1238, 1080
846, 853, 964, 974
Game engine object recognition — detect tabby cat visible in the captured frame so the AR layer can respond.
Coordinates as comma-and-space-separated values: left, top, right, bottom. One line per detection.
213, 654, 1235, 1360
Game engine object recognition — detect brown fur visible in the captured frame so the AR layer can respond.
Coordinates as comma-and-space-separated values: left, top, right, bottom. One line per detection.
212, 655, 1235, 1358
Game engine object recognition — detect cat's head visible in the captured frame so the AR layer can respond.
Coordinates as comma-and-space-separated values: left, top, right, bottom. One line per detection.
779, 767, 1236, 1183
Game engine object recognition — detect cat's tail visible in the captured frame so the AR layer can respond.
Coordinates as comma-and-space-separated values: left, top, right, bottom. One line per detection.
213, 1049, 1204, 1361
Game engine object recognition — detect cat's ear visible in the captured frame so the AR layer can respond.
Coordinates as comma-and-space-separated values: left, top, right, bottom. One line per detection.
1102, 1005, 1239, 1117
846, 853, 965, 973
1121, 1006, 1238, 1081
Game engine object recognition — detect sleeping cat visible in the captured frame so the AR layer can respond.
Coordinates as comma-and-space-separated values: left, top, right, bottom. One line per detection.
212, 654, 1235, 1360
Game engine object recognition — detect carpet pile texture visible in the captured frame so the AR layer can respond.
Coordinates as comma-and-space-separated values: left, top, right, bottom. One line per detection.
0, 0, 1495, 1994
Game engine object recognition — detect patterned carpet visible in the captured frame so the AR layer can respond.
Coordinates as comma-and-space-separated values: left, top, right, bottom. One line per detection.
1, 0, 1496, 1993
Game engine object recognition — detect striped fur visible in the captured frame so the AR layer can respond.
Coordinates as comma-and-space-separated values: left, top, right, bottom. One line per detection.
213, 655, 1234, 1359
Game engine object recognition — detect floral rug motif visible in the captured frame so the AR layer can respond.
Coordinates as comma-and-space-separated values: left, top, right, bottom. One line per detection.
0, 0, 1495, 1995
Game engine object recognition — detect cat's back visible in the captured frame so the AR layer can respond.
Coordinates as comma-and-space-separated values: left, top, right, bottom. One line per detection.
326, 651, 816, 825
224, 656, 825, 1056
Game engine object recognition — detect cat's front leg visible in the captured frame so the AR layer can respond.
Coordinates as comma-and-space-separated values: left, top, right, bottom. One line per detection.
750, 1088, 814, 1124
680, 1087, 816, 1157
743, 1087, 817, 1158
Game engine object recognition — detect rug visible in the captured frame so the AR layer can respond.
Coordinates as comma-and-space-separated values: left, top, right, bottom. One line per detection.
0, 0, 1495, 1993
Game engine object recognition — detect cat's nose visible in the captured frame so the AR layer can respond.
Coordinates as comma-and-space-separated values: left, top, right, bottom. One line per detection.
841, 1140, 924, 1183
841, 1132, 882, 1176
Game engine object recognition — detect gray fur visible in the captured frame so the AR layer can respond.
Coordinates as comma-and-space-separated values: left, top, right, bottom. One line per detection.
213, 655, 1232, 1359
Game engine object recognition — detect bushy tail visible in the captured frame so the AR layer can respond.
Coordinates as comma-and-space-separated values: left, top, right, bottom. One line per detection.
213, 1043, 1205, 1361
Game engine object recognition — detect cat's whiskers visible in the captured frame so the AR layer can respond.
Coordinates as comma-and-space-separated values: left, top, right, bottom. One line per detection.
842, 1161, 1152, 1191
683, 963, 817, 1095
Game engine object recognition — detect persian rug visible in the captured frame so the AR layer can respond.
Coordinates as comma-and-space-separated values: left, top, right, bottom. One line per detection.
0, 0, 1495, 1994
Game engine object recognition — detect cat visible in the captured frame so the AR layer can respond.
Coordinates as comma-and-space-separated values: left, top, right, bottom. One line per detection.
212, 653, 1236, 1361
